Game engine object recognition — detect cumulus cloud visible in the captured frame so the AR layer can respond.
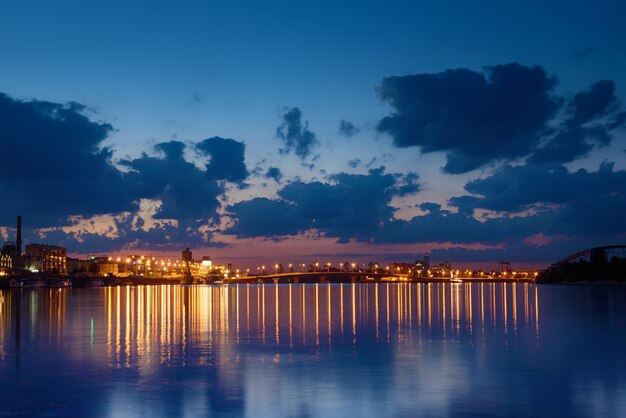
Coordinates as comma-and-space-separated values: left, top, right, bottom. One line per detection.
121, 141, 224, 225
276, 107, 319, 159
394, 172, 420, 197
377, 64, 625, 173
377, 63, 560, 173
375, 203, 548, 245
196, 136, 249, 183
0, 93, 138, 227
377, 160, 626, 250
450, 162, 626, 213
569, 80, 620, 124
226, 159, 626, 255
264, 167, 283, 183
227, 168, 401, 242
530, 80, 625, 164
225, 198, 303, 238
0, 92, 254, 252
0, 93, 114, 181
348, 158, 361, 169
445, 161, 626, 248
40, 213, 226, 253
338, 119, 359, 137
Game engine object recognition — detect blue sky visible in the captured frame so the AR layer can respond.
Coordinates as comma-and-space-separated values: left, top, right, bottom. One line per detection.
1, 0, 625, 268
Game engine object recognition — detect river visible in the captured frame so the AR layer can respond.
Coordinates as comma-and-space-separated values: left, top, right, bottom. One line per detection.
1, 283, 625, 417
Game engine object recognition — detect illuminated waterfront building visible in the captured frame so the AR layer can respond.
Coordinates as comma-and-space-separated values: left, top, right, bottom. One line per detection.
24, 244, 67, 275
0, 242, 17, 268
414, 255, 430, 277
0, 253, 12, 268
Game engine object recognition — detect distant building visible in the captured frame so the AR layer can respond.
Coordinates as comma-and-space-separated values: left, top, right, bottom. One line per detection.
182, 248, 192, 263
67, 257, 91, 274
201, 256, 212, 268
0, 253, 12, 268
96, 262, 119, 276
1, 241, 17, 268
388, 262, 414, 274
24, 244, 67, 275
414, 255, 430, 276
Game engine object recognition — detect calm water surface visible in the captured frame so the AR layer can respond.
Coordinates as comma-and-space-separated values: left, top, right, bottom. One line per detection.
1, 283, 625, 417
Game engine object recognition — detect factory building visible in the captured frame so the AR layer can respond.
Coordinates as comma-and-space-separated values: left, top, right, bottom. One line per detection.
25, 244, 67, 275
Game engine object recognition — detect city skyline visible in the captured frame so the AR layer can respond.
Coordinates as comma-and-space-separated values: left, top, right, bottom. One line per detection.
1, 1, 626, 268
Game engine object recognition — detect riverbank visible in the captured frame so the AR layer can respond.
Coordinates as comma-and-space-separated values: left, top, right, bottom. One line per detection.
537, 258, 626, 283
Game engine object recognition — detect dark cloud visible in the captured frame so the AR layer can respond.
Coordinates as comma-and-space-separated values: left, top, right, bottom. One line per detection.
264, 167, 283, 183
365, 153, 394, 168
196, 136, 249, 183
225, 198, 303, 238
227, 159, 626, 257
276, 107, 319, 159
121, 141, 223, 224
442, 161, 626, 252
226, 167, 548, 248
539, 187, 626, 238
0, 91, 254, 252
377, 63, 560, 173
0, 93, 138, 227
0, 95, 230, 250
529, 126, 608, 164
338, 119, 359, 137
227, 168, 399, 242
39, 214, 226, 254
27, 134, 250, 253
530, 80, 624, 164
394, 172, 420, 197
348, 158, 361, 169
609, 111, 626, 131
377, 64, 625, 173
450, 162, 626, 213
0, 93, 114, 181
418, 160, 626, 248
375, 203, 547, 245
569, 80, 618, 124
121, 136, 249, 226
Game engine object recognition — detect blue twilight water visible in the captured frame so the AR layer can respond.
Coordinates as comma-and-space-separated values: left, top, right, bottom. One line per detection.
1, 283, 625, 417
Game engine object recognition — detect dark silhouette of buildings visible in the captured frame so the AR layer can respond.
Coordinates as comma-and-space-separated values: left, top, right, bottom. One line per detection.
1, 216, 25, 269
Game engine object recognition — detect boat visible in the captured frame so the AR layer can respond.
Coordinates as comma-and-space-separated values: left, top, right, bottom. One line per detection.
9, 277, 44, 288
82, 278, 104, 287
45, 278, 72, 287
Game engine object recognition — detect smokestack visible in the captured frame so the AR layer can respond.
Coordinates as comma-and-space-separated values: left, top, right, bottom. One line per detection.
16, 215, 22, 257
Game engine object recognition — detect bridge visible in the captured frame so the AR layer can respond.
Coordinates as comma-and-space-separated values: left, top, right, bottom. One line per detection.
554, 245, 626, 266
225, 271, 407, 284
221, 270, 533, 284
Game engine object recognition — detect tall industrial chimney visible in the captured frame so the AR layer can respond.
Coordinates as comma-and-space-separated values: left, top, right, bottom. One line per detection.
16, 215, 22, 257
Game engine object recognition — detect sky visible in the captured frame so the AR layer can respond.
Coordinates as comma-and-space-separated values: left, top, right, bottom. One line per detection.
1, 0, 625, 269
